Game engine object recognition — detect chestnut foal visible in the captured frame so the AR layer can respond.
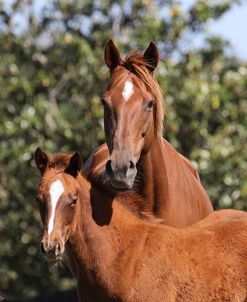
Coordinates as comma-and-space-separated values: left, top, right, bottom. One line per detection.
35, 148, 247, 302
85, 40, 213, 227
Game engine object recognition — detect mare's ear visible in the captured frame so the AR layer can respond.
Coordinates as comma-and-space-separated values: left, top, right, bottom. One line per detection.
143, 41, 159, 72
105, 39, 122, 72
35, 148, 49, 174
65, 152, 82, 177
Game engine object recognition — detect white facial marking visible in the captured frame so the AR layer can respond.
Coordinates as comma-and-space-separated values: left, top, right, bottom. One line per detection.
48, 180, 64, 236
122, 80, 134, 102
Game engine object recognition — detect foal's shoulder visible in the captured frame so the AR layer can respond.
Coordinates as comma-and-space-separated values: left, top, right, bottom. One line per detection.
191, 209, 247, 230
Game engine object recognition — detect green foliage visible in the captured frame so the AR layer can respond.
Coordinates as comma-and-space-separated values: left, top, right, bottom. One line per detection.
162, 37, 247, 209
0, 0, 246, 300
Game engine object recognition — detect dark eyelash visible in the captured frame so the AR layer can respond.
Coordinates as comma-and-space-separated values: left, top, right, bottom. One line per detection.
147, 100, 154, 110
70, 197, 77, 208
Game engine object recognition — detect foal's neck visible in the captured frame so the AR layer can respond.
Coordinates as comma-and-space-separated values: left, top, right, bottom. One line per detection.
67, 174, 139, 298
70, 176, 114, 258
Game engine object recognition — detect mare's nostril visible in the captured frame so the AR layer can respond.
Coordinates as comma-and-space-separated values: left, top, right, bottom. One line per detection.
129, 161, 135, 169
40, 242, 47, 254
106, 160, 113, 175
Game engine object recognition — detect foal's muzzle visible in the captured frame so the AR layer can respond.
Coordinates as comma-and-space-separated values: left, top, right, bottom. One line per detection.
105, 159, 137, 190
40, 240, 64, 258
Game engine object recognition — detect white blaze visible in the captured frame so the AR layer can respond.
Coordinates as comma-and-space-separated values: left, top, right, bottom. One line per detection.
48, 180, 64, 236
122, 80, 134, 101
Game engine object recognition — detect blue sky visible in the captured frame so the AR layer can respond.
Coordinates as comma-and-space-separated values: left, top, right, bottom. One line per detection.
182, 0, 247, 60
3, 0, 247, 60
209, 1, 247, 60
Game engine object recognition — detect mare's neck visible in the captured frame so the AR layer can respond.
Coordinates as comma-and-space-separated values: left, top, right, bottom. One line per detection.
137, 136, 170, 215
137, 136, 213, 226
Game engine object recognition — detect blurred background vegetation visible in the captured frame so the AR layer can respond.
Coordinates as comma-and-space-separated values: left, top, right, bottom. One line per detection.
0, 0, 247, 300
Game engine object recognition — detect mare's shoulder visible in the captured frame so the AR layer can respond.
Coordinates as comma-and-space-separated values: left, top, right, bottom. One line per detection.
162, 138, 200, 180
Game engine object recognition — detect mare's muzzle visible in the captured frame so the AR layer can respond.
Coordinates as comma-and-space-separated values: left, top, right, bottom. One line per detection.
105, 158, 137, 190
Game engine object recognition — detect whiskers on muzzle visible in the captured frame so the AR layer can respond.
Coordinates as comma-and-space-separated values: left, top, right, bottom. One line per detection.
132, 167, 143, 192
101, 170, 112, 187
40, 240, 67, 266
39, 249, 67, 267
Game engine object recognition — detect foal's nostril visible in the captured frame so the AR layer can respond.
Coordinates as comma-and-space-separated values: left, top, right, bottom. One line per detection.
55, 242, 61, 256
40, 242, 47, 254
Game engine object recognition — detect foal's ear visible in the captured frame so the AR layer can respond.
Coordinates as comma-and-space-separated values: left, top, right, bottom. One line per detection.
65, 152, 82, 177
105, 39, 122, 72
143, 41, 159, 72
35, 148, 49, 174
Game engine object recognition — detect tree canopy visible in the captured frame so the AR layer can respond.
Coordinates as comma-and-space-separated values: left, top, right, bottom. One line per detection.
0, 0, 246, 300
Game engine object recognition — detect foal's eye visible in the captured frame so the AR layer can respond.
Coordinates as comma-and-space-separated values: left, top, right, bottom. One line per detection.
146, 100, 154, 111
70, 197, 77, 208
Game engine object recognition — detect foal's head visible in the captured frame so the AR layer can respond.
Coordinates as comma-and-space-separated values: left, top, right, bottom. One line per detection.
35, 148, 82, 260
102, 40, 164, 190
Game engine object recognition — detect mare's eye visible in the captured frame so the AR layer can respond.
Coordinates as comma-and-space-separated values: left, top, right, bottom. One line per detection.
70, 197, 77, 208
147, 100, 154, 111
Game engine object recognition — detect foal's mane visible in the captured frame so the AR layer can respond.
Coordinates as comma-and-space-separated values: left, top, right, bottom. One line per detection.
121, 51, 165, 136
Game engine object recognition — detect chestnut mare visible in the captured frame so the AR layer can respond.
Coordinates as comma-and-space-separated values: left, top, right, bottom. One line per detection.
35, 148, 247, 302
85, 40, 213, 227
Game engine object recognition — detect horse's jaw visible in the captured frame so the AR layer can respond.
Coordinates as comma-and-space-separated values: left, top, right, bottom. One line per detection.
110, 178, 133, 191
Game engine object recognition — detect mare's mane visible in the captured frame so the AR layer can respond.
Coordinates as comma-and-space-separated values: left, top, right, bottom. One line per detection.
120, 51, 165, 136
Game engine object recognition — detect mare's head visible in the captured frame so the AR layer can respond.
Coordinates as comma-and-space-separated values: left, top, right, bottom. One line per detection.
35, 148, 82, 260
102, 40, 164, 190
